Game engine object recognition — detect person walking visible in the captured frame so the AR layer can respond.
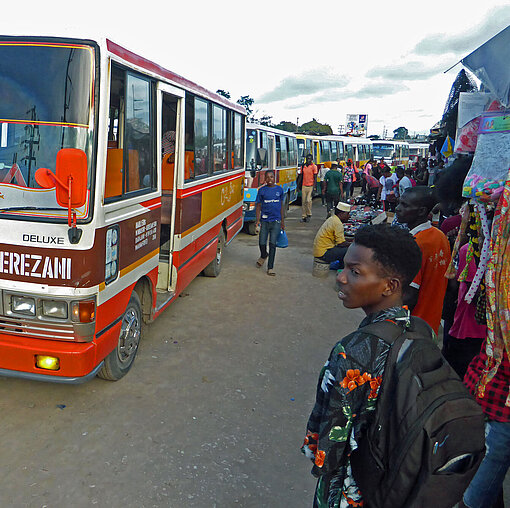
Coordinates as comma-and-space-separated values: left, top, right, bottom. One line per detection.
396, 166, 412, 199
318, 164, 329, 207
377, 167, 398, 212
395, 186, 451, 334
302, 224, 422, 507
299, 154, 318, 222
323, 162, 343, 216
255, 170, 285, 276
342, 159, 354, 201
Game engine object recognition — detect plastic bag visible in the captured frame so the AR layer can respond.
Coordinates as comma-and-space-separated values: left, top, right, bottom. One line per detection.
276, 230, 288, 248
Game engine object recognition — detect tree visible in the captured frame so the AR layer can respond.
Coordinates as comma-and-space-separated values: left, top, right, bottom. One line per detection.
393, 126, 409, 140
274, 121, 298, 132
216, 89, 231, 99
299, 119, 333, 135
258, 115, 273, 127
237, 95, 254, 117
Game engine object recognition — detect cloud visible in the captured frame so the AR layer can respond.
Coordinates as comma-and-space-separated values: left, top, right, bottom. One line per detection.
283, 82, 409, 110
413, 5, 510, 56
366, 61, 447, 81
343, 83, 410, 99
258, 69, 349, 103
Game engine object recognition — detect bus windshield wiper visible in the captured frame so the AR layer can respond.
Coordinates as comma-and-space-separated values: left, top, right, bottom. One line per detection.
0, 206, 62, 212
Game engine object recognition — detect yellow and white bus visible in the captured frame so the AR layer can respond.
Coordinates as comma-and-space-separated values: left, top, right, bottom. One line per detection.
0, 35, 245, 382
343, 137, 373, 171
372, 140, 409, 169
408, 143, 429, 164
244, 124, 298, 234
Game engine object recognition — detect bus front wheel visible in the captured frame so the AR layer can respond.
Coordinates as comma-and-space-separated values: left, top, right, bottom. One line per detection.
98, 292, 142, 381
283, 193, 290, 218
203, 229, 225, 277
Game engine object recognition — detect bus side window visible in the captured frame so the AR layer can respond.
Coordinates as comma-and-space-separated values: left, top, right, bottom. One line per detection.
184, 94, 195, 181
124, 73, 152, 192
161, 93, 178, 192
194, 97, 209, 178
105, 66, 154, 200
105, 66, 124, 199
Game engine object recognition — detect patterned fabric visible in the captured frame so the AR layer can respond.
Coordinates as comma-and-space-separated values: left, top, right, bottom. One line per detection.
302, 307, 411, 508
464, 343, 510, 422
476, 167, 510, 404
446, 202, 470, 279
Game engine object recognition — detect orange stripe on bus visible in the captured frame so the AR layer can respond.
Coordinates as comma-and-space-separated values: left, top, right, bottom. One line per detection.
119, 248, 159, 278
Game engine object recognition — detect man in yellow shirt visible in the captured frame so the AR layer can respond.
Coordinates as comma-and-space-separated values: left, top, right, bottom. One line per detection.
313, 202, 352, 266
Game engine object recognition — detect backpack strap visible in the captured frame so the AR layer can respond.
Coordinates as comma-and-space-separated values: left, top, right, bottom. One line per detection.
359, 315, 434, 346
359, 319, 406, 345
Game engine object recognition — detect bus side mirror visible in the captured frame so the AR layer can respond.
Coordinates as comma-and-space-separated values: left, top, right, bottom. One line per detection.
55, 148, 88, 208
35, 148, 88, 208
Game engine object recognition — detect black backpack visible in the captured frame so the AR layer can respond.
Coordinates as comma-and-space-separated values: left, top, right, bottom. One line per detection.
350, 316, 486, 508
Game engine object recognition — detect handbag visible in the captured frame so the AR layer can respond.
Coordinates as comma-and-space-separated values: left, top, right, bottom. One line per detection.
276, 230, 288, 248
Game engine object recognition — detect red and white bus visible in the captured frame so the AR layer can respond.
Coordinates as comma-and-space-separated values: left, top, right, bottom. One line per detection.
0, 35, 245, 382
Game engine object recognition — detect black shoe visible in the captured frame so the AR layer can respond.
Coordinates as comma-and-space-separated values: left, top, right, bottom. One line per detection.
305, 217, 310, 222
300, 218, 307, 222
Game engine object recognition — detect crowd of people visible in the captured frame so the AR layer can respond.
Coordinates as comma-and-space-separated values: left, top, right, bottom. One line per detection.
294, 154, 508, 507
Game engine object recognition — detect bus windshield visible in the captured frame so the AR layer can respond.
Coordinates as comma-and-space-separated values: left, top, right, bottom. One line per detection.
0, 41, 95, 220
246, 129, 257, 170
372, 143, 395, 159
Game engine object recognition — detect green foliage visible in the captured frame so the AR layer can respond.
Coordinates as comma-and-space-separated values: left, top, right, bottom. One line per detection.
258, 115, 273, 127
393, 126, 409, 140
299, 119, 333, 135
216, 89, 231, 99
237, 95, 254, 116
274, 121, 298, 132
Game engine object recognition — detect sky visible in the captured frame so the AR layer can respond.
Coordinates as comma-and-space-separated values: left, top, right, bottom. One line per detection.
2, 0, 510, 137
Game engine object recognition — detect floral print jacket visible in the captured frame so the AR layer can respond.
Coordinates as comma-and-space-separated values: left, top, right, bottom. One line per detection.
302, 306, 411, 508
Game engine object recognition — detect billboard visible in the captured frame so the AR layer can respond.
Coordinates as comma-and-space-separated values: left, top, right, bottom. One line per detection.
346, 114, 368, 136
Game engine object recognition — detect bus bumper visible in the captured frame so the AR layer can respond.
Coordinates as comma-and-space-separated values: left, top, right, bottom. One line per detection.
0, 362, 104, 384
0, 333, 104, 383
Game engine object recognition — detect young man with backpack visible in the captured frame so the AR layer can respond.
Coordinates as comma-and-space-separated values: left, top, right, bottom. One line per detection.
302, 223, 485, 508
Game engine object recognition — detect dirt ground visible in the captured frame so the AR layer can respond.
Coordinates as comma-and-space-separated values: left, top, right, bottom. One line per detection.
0, 198, 507, 507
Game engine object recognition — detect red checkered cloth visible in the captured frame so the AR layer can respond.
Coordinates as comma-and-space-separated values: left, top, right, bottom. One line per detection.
464, 342, 510, 422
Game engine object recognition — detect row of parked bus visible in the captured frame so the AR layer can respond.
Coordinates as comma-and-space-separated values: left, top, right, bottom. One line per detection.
0, 33, 430, 384
242, 124, 429, 232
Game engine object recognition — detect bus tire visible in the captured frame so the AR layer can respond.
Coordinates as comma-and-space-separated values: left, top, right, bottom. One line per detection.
283, 193, 290, 218
98, 292, 142, 381
247, 222, 257, 236
203, 229, 225, 277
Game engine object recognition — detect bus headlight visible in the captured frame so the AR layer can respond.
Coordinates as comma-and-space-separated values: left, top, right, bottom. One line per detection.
11, 295, 36, 316
41, 300, 68, 319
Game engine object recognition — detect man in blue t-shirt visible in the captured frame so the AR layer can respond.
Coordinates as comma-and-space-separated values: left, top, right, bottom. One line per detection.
255, 170, 285, 276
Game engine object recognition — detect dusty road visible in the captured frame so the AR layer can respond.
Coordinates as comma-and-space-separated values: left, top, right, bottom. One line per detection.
0, 199, 362, 508
0, 199, 505, 507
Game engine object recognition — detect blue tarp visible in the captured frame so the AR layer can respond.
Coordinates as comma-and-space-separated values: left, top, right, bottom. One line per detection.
461, 25, 510, 108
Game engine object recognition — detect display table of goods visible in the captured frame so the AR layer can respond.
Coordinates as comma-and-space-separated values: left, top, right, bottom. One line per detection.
344, 206, 387, 237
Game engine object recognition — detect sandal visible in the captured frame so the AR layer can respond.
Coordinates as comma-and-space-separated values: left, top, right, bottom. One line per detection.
267, 269, 276, 276
256, 257, 266, 268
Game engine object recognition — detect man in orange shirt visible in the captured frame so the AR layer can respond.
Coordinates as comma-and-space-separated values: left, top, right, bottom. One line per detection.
396, 187, 451, 334
299, 154, 318, 222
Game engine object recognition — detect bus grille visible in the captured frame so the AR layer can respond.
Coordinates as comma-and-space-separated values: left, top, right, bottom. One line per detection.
0, 316, 75, 341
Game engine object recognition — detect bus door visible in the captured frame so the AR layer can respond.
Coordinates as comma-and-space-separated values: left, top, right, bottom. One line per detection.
267, 135, 275, 171
157, 83, 184, 292
313, 141, 319, 165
